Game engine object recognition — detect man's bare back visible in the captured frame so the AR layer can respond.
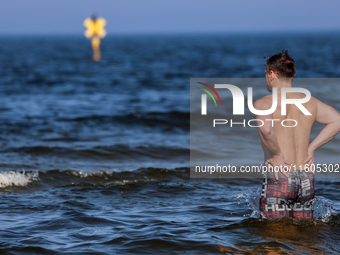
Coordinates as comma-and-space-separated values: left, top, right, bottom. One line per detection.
256, 92, 315, 169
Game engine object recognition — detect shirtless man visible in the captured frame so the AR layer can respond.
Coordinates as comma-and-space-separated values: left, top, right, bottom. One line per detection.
255, 50, 340, 219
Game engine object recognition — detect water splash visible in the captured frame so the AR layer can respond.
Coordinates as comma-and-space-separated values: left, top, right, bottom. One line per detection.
234, 187, 262, 218
235, 187, 336, 220
0, 170, 39, 188
313, 196, 336, 221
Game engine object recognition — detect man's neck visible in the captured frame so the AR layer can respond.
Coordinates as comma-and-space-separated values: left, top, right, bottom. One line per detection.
273, 81, 292, 95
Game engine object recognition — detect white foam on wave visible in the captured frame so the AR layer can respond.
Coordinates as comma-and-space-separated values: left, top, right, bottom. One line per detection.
102, 179, 159, 187
65, 170, 160, 186
0, 170, 39, 188
66, 170, 113, 179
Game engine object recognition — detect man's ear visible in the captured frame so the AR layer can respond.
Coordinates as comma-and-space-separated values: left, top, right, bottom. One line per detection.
270, 70, 277, 78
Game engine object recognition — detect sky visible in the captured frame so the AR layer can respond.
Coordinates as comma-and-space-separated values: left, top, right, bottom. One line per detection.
0, 0, 339, 35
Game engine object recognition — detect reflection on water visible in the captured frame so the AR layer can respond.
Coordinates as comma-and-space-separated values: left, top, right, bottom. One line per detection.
228, 186, 337, 254
217, 217, 332, 254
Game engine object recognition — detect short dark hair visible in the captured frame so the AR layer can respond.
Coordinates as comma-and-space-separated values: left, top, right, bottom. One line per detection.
265, 50, 296, 78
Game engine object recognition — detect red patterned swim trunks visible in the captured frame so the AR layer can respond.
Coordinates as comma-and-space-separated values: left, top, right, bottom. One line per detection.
259, 170, 314, 219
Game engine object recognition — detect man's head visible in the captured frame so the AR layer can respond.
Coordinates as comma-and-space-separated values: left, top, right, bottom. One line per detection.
265, 50, 296, 92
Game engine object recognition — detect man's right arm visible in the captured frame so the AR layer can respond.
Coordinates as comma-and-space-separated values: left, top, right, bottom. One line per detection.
305, 99, 340, 166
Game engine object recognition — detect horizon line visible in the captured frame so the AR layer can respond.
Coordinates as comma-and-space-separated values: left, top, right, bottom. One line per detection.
0, 28, 340, 36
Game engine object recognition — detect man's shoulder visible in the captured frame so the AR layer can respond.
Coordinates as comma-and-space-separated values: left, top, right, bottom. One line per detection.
306, 96, 321, 110
254, 95, 272, 110
309, 96, 320, 104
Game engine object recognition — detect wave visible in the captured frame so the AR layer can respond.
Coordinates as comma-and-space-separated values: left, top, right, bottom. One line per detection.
5, 145, 189, 161
0, 167, 189, 189
57, 110, 189, 130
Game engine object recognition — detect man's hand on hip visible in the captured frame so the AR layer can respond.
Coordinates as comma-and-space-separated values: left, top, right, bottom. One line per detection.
265, 153, 291, 180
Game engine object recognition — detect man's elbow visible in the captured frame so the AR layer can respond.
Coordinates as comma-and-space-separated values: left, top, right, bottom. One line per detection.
336, 119, 340, 132
329, 118, 340, 130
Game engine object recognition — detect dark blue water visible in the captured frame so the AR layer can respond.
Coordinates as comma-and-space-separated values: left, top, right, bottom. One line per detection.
0, 33, 340, 254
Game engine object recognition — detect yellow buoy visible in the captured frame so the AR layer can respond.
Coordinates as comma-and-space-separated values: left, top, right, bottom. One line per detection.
84, 14, 106, 61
